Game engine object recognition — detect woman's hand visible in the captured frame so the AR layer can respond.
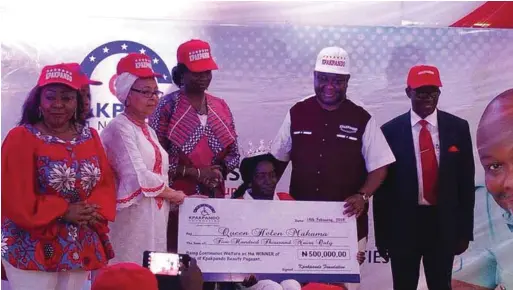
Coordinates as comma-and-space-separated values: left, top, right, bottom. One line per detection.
162, 187, 187, 205
85, 208, 105, 226
62, 202, 98, 225
198, 165, 223, 188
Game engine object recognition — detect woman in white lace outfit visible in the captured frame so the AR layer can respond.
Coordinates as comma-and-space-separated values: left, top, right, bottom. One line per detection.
101, 53, 186, 265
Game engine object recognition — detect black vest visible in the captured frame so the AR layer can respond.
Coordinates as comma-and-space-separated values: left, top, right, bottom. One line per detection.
289, 97, 371, 239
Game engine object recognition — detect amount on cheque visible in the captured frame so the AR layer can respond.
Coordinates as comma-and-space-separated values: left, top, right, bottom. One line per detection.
298, 250, 350, 260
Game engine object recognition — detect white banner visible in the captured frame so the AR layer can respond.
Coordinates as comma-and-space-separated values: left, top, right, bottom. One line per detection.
2, 19, 513, 289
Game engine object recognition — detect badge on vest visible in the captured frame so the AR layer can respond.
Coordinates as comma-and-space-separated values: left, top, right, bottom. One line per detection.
336, 134, 358, 141
339, 125, 358, 134
293, 131, 312, 135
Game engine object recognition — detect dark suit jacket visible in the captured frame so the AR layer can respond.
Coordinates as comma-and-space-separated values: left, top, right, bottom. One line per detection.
374, 110, 475, 251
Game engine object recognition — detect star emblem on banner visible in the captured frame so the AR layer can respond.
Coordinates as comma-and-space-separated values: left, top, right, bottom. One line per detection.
79, 40, 172, 84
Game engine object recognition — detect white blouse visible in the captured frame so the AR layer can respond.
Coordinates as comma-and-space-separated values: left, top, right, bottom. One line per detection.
101, 113, 170, 264
242, 189, 279, 200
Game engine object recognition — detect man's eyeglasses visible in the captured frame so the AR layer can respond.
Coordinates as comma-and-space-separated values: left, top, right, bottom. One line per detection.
131, 88, 164, 99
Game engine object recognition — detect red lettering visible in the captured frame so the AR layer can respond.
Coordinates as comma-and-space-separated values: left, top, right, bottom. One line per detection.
321, 59, 346, 67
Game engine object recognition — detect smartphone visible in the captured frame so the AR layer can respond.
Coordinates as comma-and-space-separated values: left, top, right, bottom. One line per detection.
142, 251, 190, 276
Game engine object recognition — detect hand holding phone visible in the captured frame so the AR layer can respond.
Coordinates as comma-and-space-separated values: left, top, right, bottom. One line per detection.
180, 258, 203, 290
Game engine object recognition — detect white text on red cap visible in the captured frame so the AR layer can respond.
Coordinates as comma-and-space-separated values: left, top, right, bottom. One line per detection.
135, 58, 152, 69
418, 70, 435, 75
46, 68, 73, 82
189, 49, 211, 62
321, 56, 346, 68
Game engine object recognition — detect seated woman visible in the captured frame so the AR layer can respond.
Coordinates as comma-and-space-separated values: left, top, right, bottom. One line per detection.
233, 140, 293, 201
233, 141, 365, 290
100, 53, 186, 265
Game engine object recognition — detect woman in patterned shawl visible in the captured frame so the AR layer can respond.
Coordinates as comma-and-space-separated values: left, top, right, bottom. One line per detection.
149, 39, 240, 252
1, 63, 116, 290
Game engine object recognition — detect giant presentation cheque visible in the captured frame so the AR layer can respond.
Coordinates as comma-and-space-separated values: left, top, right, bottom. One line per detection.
178, 199, 361, 283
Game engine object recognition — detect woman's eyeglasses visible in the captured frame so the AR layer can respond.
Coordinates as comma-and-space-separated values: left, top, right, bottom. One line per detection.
131, 88, 164, 99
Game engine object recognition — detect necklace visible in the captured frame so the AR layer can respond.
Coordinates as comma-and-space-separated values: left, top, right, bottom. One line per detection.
42, 122, 73, 135
122, 112, 145, 126
41, 122, 77, 141
197, 96, 207, 115
190, 95, 207, 115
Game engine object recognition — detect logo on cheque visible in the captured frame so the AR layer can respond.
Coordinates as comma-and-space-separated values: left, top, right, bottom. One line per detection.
189, 204, 220, 224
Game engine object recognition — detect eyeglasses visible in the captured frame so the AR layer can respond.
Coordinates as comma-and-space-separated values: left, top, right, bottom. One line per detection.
131, 88, 164, 99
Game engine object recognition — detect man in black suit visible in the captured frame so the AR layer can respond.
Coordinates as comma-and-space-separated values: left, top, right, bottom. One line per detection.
373, 65, 475, 290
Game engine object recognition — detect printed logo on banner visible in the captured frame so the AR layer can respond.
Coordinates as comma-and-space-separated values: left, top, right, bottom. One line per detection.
80, 40, 172, 130
189, 203, 220, 224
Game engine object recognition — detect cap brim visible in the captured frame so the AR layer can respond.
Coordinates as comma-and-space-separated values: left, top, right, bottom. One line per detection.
135, 71, 162, 78
410, 81, 443, 89
187, 59, 219, 72
314, 65, 349, 75
88, 79, 103, 86
39, 79, 81, 90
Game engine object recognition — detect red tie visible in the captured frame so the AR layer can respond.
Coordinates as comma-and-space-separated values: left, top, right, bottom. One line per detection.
419, 120, 438, 204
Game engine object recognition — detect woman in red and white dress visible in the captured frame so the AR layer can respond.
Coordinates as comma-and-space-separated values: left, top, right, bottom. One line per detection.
100, 53, 186, 265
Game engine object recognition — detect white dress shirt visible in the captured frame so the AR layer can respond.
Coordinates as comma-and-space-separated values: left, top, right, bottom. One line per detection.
410, 109, 440, 205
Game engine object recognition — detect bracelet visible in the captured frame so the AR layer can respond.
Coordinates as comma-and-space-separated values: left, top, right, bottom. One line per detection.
197, 168, 201, 179
358, 192, 370, 203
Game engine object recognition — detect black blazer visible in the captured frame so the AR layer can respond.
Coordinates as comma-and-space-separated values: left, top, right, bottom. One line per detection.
374, 110, 475, 250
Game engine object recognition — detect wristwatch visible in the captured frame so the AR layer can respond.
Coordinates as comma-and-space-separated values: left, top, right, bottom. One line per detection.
359, 192, 370, 203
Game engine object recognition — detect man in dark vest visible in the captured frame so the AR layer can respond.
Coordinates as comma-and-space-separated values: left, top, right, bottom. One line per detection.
373, 65, 475, 290
271, 46, 396, 288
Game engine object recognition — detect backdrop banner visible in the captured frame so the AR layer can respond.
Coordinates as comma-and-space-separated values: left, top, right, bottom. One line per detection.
2, 20, 513, 289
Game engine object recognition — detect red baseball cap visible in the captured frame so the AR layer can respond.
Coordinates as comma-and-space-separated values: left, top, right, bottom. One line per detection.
68, 63, 103, 86
117, 53, 162, 78
91, 262, 158, 290
177, 39, 218, 72
37, 63, 83, 90
301, 283, 343, 290
407, 65, 443, 89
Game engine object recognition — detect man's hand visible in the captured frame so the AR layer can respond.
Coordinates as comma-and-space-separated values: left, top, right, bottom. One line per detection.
180, 258, 203, 290
356, 251, 365, 265
343, 194, 366, 218
242, 275, 258, 288
454, 240, 469, 255
377, 246, 389, 261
